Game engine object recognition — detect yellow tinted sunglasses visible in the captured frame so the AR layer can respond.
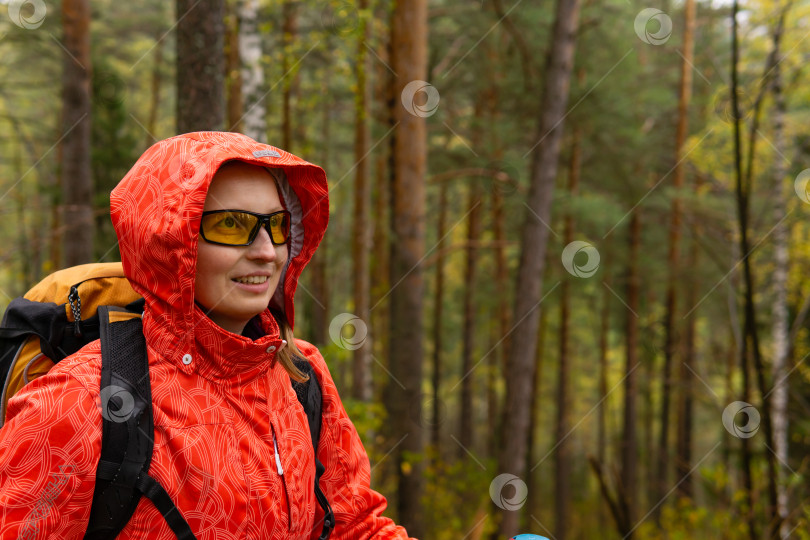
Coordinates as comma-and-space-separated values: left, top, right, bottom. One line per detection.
200, 209, 291, 246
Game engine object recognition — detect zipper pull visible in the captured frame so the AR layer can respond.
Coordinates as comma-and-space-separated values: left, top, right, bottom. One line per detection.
68, 286, 82, 337
273, 432, 284, 476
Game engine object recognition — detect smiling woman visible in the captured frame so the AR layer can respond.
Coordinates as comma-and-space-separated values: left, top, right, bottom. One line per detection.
194, 160, 309, 382
0, 132, 415, 540
195, 162, 289, 335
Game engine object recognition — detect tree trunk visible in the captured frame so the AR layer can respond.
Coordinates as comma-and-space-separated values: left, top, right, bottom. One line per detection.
744, 8, 790, 538
61, 0, 93, 267
676, 168, 705, 500
525, 306, 548, 528
676, 215, 698, 499
656, 0, 695, 517
497, 0, 580, 534
723, 324, 736, 501
642, 334, 655, 511
13, 151, 29, 293
431, 180, 448, 455
308, 73, 331, 348
768, 16, 790, 539
176, 0, 225, 133
489, 178, 508, 457
145, 35, 164, 147
731, 4, 758, 537
732, 2, 783, 535
597, 237, 611, 530
555, 251, 572, 539
461, 96, 488, 454
555, 125, 581, 539
225, 1, 242, 133
598, 249, 610, 466
385, 0, 428, 534
370, 7, 393, 372
485, 13, 508, 460
620, 208, 641, 537
352, 0, 373, 401
239, 0, 266, 141
723, 239, 741, 505
371, 152, 390, 365
281, 0, 297, 151
460, 175, 483, 452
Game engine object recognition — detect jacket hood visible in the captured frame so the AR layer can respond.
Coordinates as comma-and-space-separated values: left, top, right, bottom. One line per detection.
110, 132, 328, 377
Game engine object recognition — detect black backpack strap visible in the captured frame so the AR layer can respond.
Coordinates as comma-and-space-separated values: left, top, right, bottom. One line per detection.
292, 357, 335, 540
134, 475, 197, 540
84, 306, 196, 540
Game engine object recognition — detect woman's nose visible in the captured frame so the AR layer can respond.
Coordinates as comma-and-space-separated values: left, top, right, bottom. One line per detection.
246, 225, 278, 261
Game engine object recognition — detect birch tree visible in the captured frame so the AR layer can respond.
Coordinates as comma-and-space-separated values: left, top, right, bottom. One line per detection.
767, 7, 790, 537
239, 0, 266, 141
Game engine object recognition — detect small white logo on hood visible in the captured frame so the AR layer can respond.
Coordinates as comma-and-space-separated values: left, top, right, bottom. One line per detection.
253, 149, 281, 158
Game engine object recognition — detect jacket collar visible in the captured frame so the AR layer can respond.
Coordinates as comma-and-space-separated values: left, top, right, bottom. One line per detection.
142, 305, 284, 382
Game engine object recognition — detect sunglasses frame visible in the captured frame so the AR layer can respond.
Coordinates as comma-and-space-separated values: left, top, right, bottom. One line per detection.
200, 209, 291, 247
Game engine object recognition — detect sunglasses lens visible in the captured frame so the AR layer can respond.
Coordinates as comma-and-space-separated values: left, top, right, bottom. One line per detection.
267, 212, 289, 245
201, 211, 259, 245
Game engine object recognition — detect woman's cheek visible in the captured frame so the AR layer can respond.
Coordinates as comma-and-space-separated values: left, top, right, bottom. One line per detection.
195, 243, 231, 306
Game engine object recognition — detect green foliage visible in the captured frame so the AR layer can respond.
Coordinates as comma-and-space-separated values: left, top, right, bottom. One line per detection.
91, 59, 142, 261
795, 505, 810, 540
421, 451, 497, 540
653, 497, 749, 539
342, 397, 386, 449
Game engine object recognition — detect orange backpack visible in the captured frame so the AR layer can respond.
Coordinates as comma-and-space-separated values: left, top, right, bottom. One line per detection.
0, 263, 141, 425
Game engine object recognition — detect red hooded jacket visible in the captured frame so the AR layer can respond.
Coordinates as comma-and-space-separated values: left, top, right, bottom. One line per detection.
0, 132, 413, 539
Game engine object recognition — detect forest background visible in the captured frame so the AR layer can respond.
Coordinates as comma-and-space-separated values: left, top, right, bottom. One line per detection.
0, 0, 809, 538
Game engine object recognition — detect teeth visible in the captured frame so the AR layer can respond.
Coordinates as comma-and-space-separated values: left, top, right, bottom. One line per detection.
234, 275, 268, 284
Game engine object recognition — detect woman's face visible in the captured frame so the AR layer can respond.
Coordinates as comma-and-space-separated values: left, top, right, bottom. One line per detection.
195, 162, 288, 335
